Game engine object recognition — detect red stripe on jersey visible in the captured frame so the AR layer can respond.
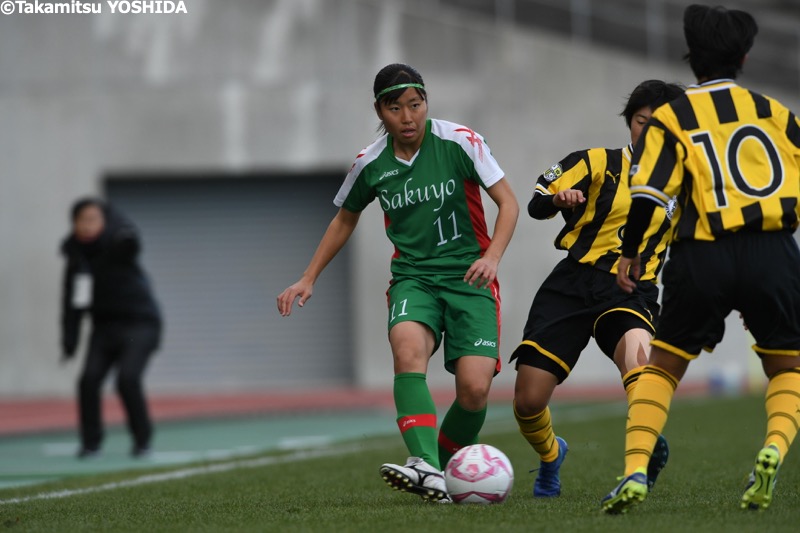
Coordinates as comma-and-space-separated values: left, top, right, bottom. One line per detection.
489, 279, 502, 373
463, 180, 491, 253
384, 212, 400, 260
347, 151, 366, 173
438, 432, 462, 455
397, 414, 437, 434
385, 279, 393, 308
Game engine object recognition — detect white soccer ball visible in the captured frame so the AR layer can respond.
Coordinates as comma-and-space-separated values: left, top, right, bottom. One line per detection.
444, 444, 514, 504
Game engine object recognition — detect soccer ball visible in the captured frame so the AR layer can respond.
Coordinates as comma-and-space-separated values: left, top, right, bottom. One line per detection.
444, 444, 514, 504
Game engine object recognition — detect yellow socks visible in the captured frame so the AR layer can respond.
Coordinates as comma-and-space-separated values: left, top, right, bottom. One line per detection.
514, 402, 559, 462
625, 366, 678, 476
764, 368, 800, 459
622, 367, 644, 406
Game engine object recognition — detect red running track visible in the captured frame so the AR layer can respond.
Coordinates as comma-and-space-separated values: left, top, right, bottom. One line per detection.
0, 382, 709, 437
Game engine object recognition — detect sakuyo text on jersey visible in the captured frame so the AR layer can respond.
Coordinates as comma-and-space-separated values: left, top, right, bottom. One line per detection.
378, 177, 457, 212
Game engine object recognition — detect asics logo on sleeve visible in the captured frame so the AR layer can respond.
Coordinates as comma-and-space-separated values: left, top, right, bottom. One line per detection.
379, 169, 400, 181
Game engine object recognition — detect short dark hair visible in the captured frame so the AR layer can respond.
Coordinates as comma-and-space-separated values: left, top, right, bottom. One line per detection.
683, 4, 758, 80
70, 197, 105, 222
620, 80, 686, 128
373, 63, 427, 105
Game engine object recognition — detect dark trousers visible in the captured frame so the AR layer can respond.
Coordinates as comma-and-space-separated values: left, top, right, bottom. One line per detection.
78, 320, 160, 451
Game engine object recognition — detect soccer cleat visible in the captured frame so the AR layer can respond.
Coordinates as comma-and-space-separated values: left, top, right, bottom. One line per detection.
380, 457, 452, 502
533, 436, 568, 497
740, 444, 780, 511
601, 470, 648, 514
646, 434, 669, 491
76, 447, 102, 459
131, 445, 152, 459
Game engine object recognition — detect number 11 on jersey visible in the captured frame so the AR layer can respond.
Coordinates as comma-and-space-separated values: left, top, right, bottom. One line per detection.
434, 211, 462, 246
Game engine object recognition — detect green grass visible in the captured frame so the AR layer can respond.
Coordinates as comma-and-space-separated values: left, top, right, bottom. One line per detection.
1, 394, 798, 532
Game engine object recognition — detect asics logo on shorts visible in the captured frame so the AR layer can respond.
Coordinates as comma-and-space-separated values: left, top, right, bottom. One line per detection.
474, 338, 497, 348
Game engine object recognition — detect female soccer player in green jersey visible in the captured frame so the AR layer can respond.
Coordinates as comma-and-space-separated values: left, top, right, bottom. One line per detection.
277, 63, 519, 502
509, 80, 684, 498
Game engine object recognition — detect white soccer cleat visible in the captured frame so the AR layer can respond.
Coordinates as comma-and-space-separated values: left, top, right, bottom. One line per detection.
380, 457, 452, 502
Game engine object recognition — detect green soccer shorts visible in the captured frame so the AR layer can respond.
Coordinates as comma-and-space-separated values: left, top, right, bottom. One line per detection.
386, 274, 501, 374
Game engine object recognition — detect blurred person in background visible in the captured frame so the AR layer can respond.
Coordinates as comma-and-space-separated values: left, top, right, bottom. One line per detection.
61, 198, 162, 459
277, 63, 518, 502
604, 4, 800, 513
510, 80, 684, 498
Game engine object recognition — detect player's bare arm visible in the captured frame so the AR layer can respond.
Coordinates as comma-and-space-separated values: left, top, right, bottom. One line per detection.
277, 208, 361, 316
552, 189, 586, 208
464, 178, 519, 288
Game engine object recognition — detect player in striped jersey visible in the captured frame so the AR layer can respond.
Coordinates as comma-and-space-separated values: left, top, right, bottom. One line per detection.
510, 80, 684, 497
277, 64, 519, 502
604, 5, 800, 514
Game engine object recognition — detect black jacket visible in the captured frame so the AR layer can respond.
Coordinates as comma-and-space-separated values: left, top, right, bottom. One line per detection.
60, 205, 162, 357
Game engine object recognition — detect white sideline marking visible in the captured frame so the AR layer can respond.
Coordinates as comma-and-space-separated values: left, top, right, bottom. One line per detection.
42, 442, 79, 457
0, 402, 631, 505
0, 443, 369, 505
277, 436, 334, 449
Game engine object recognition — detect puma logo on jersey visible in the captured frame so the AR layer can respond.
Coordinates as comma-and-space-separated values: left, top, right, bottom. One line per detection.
606, 170, 620, 183
379, 169, 400, 181
665, 196, 678, 220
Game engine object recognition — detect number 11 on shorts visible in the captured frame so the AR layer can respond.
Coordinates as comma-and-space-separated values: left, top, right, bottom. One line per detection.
390, 298, 409, 322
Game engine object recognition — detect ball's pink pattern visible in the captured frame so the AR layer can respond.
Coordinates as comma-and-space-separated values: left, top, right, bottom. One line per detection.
445, 444, 514, 504
451, 491, 507, 504
450, 446, 500, 482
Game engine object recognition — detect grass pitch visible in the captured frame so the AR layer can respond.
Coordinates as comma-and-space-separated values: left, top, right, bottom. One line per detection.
1, 394, 798, 532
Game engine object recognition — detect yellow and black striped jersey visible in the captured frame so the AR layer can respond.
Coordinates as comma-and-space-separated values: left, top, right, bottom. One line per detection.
629, 79, 800, 242
530, 144, 673, 280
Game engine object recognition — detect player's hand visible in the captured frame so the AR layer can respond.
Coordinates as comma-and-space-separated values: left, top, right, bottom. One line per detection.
464, 256, 498, 289
617, 255, 641, 294
277, 279, 313, 316
553, 189, 586, 208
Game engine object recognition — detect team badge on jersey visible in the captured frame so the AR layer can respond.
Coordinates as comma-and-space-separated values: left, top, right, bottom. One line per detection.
543, 163, 563, 182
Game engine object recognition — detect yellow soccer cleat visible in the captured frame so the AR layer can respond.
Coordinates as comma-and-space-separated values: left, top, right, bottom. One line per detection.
601, 469, 648, 514
740, 444, 780, 511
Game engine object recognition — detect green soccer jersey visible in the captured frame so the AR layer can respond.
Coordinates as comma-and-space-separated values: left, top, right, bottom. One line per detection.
335, 119, 505, 277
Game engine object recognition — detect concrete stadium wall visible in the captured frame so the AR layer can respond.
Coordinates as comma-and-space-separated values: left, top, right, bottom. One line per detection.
0, 0, 795, 397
